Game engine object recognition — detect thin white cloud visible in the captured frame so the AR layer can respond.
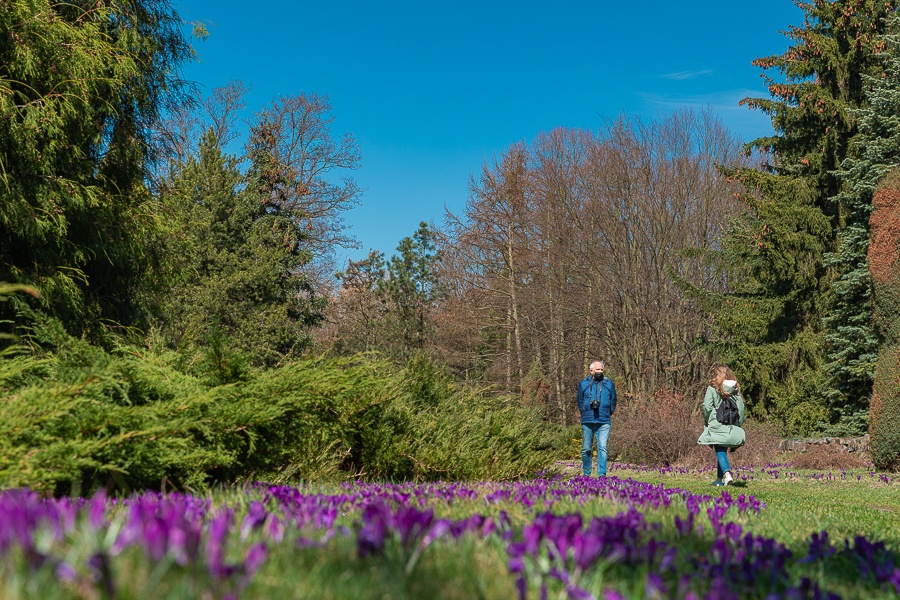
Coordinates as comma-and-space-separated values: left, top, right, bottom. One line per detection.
640, 88, 754, 110
662, 69, 714, 81
637, 89, 774, 141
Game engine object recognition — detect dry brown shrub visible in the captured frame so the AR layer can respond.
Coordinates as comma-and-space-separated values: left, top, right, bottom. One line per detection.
673, 419, 786, 470
868, 168, 900, 471
733, 420, 786, 465
610, 388, 787, 468
790, 444, 868, 470
609, 388, 700, 466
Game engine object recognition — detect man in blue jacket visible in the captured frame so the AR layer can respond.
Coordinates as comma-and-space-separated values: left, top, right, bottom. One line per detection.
577, 360, 617, 477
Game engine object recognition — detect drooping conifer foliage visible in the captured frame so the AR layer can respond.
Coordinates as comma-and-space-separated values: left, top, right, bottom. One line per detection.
710, 0, 897, 434
0, 0, 192, 336
0, 300, 566, 492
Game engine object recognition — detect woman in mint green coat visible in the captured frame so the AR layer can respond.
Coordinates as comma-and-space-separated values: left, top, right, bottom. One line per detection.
697, 364, 746, 486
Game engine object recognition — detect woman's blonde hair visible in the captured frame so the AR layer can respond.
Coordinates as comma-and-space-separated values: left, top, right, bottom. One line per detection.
708, 364, 739, 397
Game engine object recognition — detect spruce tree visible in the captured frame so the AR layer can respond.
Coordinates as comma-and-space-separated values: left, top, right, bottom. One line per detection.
824, 14, 900, 434
710, 0, 896, 433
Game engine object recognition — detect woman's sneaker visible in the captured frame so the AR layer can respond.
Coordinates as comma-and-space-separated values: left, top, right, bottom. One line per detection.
723, 471, 734, 486
712, 480, 724, 487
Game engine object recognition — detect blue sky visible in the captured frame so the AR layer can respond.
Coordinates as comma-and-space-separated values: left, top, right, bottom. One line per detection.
175, 0, 803, 265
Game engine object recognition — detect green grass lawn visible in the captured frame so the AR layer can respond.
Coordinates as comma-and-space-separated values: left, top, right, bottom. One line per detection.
607, 463, 900, 552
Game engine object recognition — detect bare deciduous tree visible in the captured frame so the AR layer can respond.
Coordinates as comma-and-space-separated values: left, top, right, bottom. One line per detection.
436, 108, 746, 423
445, 144, 532, 389
247, 92, 363, 286
151, 80, 250, 188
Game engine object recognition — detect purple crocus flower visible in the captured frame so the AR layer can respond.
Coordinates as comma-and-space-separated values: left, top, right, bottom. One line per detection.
243, 542, 267, 575
120, 495, 204, 566
889, 568, 900, 594
240, 501, 269, 540
206, 510, 237, 579
645, 571, 666, 597
394, 505, 434, 548
357, 502, 391, 558
565, 583, 594, 599
508, 555, 525, 574
801, 531, 835, 563
88, 491, 107, 530
515, 572, 527, 600
54, 561, 77, 582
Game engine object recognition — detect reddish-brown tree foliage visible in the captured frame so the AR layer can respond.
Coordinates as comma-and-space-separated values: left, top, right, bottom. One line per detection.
868, 168, 900, 471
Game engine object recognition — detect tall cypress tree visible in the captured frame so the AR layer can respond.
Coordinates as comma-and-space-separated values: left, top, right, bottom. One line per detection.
825, 14, 900, 434
710, 0, 896, 434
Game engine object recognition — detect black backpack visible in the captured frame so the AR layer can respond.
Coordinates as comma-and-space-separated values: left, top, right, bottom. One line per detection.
715, 393, 741, 426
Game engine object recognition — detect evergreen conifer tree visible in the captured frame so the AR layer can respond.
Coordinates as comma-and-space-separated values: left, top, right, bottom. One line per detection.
0, 0, 192, 336
156, 130, 323, 374
709, 0, 896, 433
379, 223, 443, 360
824, 14, 900, 434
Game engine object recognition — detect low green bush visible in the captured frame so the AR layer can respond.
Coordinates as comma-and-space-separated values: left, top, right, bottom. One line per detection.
0, 308, 568, 493
389, 354, 569, 481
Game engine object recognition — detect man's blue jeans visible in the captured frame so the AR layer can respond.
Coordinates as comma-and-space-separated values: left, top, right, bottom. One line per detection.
713, 445, 731, 480
581, 423, 611, 476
